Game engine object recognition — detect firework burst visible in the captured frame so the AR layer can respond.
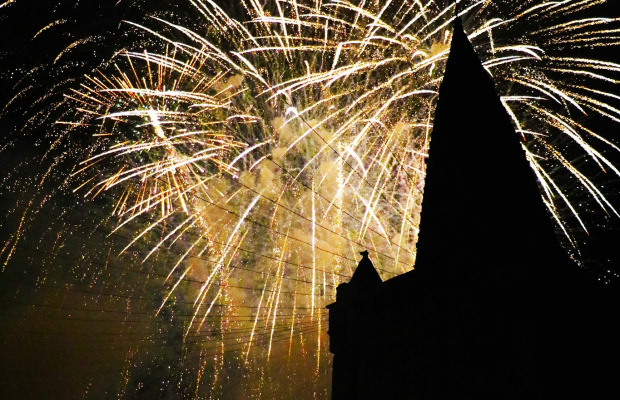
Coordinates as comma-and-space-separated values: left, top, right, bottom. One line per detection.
2, 0, 620, 398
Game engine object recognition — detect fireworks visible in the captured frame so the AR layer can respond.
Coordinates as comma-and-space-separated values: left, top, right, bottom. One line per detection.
1, 0, 620, 398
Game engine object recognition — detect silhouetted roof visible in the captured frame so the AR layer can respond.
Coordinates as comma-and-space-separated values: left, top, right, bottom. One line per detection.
328, 16, 620, 400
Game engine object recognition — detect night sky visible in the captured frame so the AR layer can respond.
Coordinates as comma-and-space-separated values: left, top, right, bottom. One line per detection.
2, 1, 620, 399
0, 2, 332, 398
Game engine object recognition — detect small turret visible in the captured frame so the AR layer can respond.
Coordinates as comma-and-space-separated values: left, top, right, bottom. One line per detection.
327, 250, 383, 400
349, 250, 382, 287
338, 251, 382, 301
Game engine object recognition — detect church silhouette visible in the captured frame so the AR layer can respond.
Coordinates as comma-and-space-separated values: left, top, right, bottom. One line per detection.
327, 17, 620, 400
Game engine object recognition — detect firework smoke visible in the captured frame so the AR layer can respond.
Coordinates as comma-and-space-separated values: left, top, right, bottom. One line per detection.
1, 0, 620, 398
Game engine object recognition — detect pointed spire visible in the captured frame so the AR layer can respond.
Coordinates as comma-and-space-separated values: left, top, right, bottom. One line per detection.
414, 16, 569, 274
348, 250, 382, 290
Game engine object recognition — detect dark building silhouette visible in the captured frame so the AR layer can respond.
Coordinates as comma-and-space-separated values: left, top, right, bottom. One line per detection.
328, 17, 620, 400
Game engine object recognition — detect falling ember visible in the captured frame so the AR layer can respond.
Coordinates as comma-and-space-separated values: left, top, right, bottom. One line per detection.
1, 0, 619, 398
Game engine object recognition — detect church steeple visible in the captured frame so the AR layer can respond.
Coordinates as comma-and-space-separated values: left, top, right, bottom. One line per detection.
327, 16, 617, 400
414, 16, 570, 275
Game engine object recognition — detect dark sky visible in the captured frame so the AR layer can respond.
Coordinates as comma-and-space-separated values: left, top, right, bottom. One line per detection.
1, 1, 620, 399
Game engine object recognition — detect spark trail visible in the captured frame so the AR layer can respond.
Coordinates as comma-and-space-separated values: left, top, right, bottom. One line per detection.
1, 0, 620, 398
